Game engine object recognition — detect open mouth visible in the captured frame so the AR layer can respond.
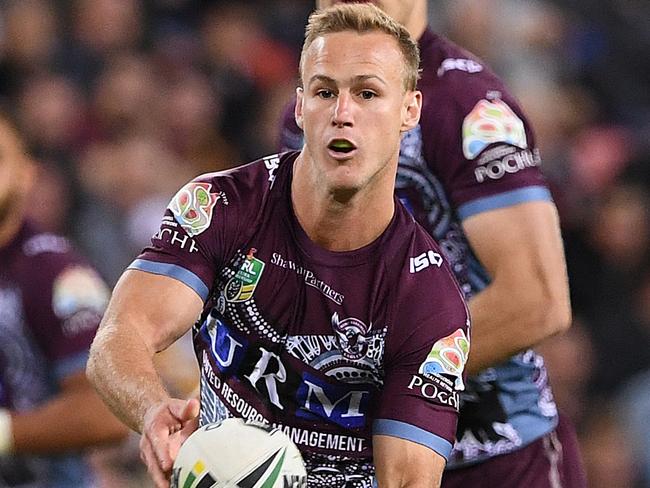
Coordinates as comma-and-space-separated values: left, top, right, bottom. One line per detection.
328, 139, 357, 154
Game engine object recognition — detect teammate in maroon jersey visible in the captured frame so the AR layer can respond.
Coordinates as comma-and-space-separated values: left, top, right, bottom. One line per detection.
0, 111, 127, 487
88, 4, 471, 488
280, 1, 585, 487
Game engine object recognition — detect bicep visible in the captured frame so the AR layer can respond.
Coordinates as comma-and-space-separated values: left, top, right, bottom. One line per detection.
462, 200, 567, 286
99, 269, 204, 353
373, 434, 445, 487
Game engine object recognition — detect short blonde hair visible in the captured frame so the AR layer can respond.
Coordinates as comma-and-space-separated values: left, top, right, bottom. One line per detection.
299, 3, 420, 91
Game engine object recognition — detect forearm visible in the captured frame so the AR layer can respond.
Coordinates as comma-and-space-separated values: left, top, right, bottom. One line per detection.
87, 270, 204, 435
377, 475, 442, 488
87, 320, 171, 433
373, 435, 444, 487
8, 386, 127, 454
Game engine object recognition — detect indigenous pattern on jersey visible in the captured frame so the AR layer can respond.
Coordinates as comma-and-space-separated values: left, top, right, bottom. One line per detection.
0, 223, 109, 487
279, 29, 557, 468
134, 153, 470, 487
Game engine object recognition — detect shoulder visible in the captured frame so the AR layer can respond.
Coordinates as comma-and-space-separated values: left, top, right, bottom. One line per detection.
17, 224, 93, 277
14, 224, 109, 320
383, 210, 470, 366
419, 31, 528, 138
389, 207, 467, 310
414, 31, 548, 211
187, 155, 281, 201
197, 152, 293, 200
419, 30, 512, 103
168, 152, 296, 235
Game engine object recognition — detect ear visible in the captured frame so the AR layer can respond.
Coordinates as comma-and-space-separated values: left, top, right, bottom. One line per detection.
295, 87, 305, 130
400, 90, 422, 132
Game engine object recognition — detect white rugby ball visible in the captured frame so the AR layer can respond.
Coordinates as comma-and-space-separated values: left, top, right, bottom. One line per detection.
171, 418, 307, 488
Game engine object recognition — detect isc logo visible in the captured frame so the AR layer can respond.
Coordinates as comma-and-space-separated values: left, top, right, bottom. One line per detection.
409, 250, 443, 273
263, 155, 280, 184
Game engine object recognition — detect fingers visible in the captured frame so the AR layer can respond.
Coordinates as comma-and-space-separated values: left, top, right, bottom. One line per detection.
143, 403, 177, 473
171, 401, 200, 461
140, 399, 200, 487
140, 432, 171, 488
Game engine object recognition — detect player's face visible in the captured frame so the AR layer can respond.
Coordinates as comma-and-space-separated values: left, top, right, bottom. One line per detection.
316, 0, 420, 27
0, 120, 32, 225
296, 30, 420, 194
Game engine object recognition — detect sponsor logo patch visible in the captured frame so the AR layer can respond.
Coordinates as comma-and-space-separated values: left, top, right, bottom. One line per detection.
437, 58, 483, 77
474, 146, 541, 183
52, 266, 109, 319
296, 372, 371, 428
169, 182, 223, 237
271, 252, 344, 305
409, 250, 443, 273
224, 248, 265, 303
22, 234, 70, 256
263, 154, 280, 185
462, 99, 527, 160
419, 328, 469, 390
407, 375, 460, 409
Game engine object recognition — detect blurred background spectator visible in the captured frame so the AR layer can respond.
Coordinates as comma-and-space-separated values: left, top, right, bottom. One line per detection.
1, 0, 648, 486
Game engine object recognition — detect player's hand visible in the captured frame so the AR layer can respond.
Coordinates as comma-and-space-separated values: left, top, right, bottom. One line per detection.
140, 398, 200, 488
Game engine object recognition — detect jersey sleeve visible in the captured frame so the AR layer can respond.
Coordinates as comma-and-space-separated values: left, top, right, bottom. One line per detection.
23, 243, 110, 381
423, 70, 552, 221
278, 100, 304, 152
129, 172, 240, 302
373, 247, 470, 461
129, 159, 277, 302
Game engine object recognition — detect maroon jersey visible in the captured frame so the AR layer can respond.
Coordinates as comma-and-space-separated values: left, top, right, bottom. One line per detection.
0, 222, 109, 487
132, 152, 470, 487
280, 30, 558, 468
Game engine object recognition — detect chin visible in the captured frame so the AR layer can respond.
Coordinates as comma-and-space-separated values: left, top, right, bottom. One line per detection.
328, 174, 365, 198
329, 184, 360, 202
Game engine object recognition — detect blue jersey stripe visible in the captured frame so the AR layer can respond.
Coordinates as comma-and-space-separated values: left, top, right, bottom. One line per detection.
54, 351, 89, 380
457, 186, 552, 220
373, 419, 453, 460
128, 259, 210, 302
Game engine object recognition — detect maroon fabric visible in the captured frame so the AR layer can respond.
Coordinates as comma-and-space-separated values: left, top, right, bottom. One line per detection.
136, 153, 471, 484
442, 413, 587, 488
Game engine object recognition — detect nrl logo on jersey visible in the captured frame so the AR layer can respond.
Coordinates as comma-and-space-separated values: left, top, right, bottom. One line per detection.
169, 182, 226, 237
225, 248, 266, 302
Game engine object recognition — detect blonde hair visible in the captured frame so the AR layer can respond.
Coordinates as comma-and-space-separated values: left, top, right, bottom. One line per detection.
299, 3, 420, 91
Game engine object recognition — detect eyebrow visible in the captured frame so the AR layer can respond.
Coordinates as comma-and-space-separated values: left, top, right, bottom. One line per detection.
307, 74, 387, 87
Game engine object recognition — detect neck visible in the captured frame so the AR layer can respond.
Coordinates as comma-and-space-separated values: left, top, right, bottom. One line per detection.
404, 1, 428, 40
291, 154, 395, 252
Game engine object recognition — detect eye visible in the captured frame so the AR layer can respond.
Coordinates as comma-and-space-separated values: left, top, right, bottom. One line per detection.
317, 89, 335, 99
360, 90, 376, 100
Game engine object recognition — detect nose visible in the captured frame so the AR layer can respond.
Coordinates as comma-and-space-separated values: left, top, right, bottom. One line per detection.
332, 91, 353, 128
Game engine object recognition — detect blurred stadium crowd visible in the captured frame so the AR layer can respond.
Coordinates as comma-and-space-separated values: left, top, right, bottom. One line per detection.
0, 0, 649, 486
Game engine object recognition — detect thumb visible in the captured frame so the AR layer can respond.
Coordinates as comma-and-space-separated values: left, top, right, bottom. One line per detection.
180, 398, 200, 422
168, 398, 199, 423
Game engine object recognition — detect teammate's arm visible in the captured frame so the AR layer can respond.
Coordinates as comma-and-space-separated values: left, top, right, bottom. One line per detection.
373, 434, 445, 487
1, 371, 127, 455
462, 200, 571, 375
87, 269, 203, 487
